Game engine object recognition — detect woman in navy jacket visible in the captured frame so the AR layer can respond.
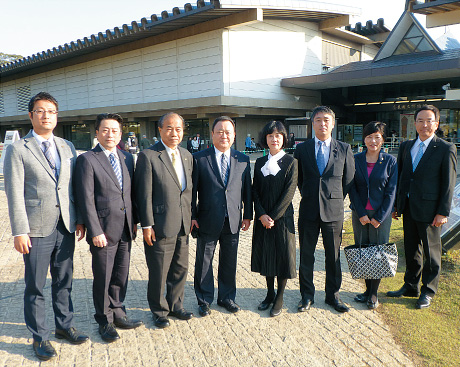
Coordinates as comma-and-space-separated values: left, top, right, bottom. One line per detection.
349, 122, 397, 309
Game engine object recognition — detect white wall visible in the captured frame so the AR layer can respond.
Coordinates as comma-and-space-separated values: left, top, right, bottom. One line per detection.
223, 19, 322, 102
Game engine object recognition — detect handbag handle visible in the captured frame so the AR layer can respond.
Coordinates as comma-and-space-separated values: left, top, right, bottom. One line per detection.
357, 221, 381, 258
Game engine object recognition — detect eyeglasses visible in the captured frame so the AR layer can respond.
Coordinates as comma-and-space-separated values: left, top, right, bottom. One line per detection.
216, 130, 233, 136
416, 119, 437, 126
33, 109, 58, 115
364, 135, 383, 141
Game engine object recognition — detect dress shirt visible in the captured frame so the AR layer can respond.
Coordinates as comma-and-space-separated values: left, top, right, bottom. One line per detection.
410, 134, 434, 163
314, 136, 331, 169
32, 130, 61, 172
214, 146, 231, 177
162, 139, 186, 191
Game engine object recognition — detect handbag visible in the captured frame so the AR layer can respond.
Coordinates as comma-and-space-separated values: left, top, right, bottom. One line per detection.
344, 228, 398, 279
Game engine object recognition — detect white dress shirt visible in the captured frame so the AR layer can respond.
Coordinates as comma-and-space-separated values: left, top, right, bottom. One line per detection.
162, 139, 186, 191
315, 136, 331, 168
214, 146, 231, 177
33, 130, 61, 172
410, 134, 434, 163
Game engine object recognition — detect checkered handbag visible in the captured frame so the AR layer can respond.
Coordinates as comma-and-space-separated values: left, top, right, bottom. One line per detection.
344, 242, 398, 279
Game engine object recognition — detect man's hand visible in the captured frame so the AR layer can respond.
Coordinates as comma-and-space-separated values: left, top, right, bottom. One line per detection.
259, 215, 274, 229
359, 215, 371, 226
76, 224, 86, 241
14, 235, 32, 254
143, 227, 156, 246
191, 220, 199, 232
241, 219, 251, 231
92, 234, 108, 247
432, 214, 448, 228
370, 218, 381, 229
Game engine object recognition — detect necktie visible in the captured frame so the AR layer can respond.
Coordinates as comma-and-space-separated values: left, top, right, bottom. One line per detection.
316, 141, 325, 175
109, 153, 123, 189
413, 142, 425, 171
221, 153, 229, 186
42, 141, 58, 179
171, 151, 184, 191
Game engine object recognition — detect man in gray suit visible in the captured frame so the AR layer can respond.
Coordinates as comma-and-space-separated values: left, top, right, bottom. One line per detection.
3, 92, 89, 361
134, 112, 194, 329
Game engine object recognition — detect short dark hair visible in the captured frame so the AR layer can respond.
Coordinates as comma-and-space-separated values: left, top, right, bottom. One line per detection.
311, 106, 335, 122
28, 92, 58, 112
414, 105, 440, 121
259, 120, 288, 149
95, 113, 123, 131
212, 116, 235, 131
363, 121, 386, 141
158, 112, 184, 128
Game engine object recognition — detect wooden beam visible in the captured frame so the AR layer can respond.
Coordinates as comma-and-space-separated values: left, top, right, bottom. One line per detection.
426, 9, 460, 27
319, 15, 350, 30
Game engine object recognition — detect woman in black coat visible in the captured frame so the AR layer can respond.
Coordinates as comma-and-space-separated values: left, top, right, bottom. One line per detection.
251, 121, 298, 317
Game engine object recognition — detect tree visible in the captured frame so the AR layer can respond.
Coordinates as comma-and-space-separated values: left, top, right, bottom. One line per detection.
0, 52, 23, 66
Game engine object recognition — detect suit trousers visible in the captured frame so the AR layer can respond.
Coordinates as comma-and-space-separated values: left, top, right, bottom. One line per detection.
144, 226, 189, 318
24, 219, 75, 342
194, 218, 239, 306
402, 200, 442, 296
90, 222, 131, 325
299, 217, 343, 302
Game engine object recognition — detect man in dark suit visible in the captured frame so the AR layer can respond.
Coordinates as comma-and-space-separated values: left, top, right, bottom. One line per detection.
294, 106, 355, 313
134, 112, 194, 329
3, 92, 88, 361
388, 105, 456, 309
191, 116, 253, 317
74, 113, 142, 342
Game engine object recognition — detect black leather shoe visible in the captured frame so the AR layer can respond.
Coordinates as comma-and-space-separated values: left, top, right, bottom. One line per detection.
367, 299, 379, 310
270, 305, 282, 317
153, 315, 170, 329
217, 299, 241, 313
354, 293, 369, 303
325, 298, 350, 313
386, 284, 420, 298
297, 297, 314, 312
169, 309, 194, 320
114, 316, 143, 329
416, 294, 432, 309
98, 323, 120, 343
258, 295, 275, 311
33, 340, 56, 361
198, 304, 211, 317
55, 327, 89, 344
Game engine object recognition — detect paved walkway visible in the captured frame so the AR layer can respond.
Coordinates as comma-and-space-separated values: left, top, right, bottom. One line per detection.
0, 171, 414, 366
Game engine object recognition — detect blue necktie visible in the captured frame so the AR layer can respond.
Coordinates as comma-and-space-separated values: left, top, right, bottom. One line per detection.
221, 154, 229, 186
316, 141, 325, 175
42, 141, 58, 179
109, 153, 123, 189
413, 142, 424, 171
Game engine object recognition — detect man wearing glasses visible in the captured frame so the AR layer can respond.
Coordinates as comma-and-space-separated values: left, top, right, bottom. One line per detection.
191, 116, 252, 317
3, 92, 89, 361
388, 105, 457, 309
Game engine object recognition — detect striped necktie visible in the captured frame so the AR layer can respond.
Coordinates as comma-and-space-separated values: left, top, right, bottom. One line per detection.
221, 153, 229, 186
316, 141, 325, 175
109, 152, 123, 189
42, 141, 58, 179
412, 142, 425, 171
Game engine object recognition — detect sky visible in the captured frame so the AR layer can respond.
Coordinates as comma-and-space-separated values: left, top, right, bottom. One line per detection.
1, 0, 460, 57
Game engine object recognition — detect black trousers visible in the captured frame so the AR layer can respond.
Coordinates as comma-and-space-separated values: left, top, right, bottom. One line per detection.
299, 217, 343, 302
144, 226, 189, 318
90, 223, 131, 325
403, 201, 442, 296
24, 219, 75, 342
194, 218, 240, 306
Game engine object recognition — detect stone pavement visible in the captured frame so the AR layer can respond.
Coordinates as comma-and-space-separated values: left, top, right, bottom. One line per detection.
0, 172, 414, 366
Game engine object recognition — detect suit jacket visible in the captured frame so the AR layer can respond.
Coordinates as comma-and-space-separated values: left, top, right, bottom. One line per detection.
396, 136, 456, 222
74, 145, 137, 245
349, 151, 397, 223
192, 147, 253, 236
4, 130, 78, 237
134, 142, 193, 239
294, 138, 354, 222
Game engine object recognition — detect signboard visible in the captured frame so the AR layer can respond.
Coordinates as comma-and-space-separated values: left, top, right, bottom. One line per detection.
0, 131, 20, 175
441, 182, 460, 252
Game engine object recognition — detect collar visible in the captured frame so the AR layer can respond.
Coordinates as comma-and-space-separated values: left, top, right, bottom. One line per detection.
99, 143, 119, 159
415, 134, 435, 148
315, 136, 331, 147
32, 130, 55, 146
267, 150, 286, 161
161, 139, 180, 156
214, 146, 231, 159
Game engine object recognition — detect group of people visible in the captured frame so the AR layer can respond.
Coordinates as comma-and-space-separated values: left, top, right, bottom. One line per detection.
3, 92, 456, 362
186, 133, 204, 153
